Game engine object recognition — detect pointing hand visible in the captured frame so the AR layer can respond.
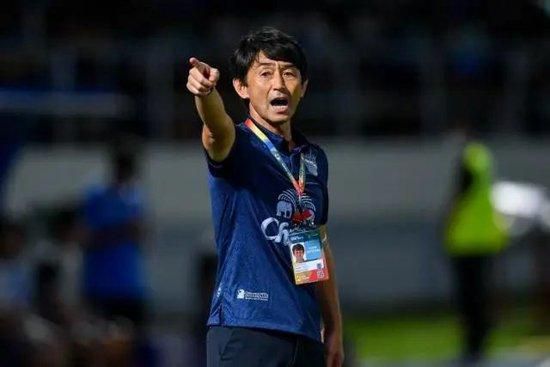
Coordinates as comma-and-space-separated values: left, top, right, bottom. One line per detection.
187, 57, 220, 96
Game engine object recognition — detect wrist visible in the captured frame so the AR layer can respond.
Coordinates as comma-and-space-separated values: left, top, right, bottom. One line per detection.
194, 87, 215, 99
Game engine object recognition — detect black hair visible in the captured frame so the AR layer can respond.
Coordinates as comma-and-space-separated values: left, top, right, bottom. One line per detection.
231, 27, 308, 85
109, 134, 141, 182
112, 151, 137, 180
292, 243, 305, 253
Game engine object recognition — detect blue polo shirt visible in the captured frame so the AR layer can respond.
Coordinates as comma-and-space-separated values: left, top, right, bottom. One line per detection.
82, 184, 146, 300
206, 119, 329, 342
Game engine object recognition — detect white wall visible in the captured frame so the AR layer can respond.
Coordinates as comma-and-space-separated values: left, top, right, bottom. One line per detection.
4, 137, 549, 314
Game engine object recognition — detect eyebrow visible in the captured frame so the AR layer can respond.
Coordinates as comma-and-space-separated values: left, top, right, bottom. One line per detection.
255, 62, 296, 67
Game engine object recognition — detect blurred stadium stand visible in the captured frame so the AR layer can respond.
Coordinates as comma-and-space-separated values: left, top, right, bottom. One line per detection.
0, 0, 548, 141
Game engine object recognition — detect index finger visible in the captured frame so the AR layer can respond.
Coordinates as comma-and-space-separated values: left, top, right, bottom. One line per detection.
189, 57, 210, 77
189, 57, 201, 68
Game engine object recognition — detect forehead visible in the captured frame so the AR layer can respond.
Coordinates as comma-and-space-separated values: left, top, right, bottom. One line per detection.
251, 51, 295, 69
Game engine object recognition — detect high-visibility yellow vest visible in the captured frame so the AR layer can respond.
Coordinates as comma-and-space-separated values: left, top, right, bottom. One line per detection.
445, 142, 508, 255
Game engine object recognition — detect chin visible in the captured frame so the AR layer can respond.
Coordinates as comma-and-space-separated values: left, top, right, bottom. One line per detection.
270, 117, 289, 125
269, 113, 294, 124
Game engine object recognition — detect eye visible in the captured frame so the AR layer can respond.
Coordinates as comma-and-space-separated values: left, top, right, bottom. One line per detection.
260, 70, 272, 78
283, 70, 298, 79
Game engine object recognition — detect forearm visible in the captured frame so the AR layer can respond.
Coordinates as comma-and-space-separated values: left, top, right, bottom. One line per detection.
196, 90, 235, 161
187, 57, 235, 161
195, 89, 232, 135
316, 229, 343, 334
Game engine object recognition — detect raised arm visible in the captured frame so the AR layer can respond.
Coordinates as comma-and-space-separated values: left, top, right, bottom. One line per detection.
187, 57, 235, 162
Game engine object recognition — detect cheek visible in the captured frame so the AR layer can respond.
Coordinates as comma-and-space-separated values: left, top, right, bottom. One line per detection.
249, 85, 269, 102
290, 85, 303, 100
250, 95, 268, 110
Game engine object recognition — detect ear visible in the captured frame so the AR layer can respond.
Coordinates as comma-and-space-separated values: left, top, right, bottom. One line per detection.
300, 79, 309, 98
232, 78, 249, 99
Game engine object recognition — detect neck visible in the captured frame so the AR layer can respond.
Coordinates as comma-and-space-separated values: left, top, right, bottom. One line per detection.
249, 113, 293, 143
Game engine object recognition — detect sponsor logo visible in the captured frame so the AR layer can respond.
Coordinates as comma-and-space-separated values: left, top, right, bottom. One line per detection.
236, 288, 269, 302
261, 189, 317, 246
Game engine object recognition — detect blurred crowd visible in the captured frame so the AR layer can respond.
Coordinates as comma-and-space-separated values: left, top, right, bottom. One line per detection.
0, 0, 548, 142
0, 141, 158, 367
0, 211, 140, 367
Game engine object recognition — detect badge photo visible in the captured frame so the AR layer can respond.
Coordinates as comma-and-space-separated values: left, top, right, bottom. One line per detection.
289, 229, 329, 285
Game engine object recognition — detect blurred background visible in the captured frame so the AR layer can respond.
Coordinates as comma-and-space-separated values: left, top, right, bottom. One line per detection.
0, 0, 549, 366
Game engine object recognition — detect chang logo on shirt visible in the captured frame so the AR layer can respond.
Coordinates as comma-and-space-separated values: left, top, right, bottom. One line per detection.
261, 189, 316, 246
236, 288, 269, 302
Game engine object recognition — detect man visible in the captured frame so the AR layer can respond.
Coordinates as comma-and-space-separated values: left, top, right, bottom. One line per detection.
444, 125, 508, 363
187, 27, 344, 367
293, 243, 306, 263
81, 141, 148, 329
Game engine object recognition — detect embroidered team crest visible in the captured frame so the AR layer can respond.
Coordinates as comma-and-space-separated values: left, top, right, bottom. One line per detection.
276, 189, 316, 224
261, 189, 317, 246
304, 151, 318, 176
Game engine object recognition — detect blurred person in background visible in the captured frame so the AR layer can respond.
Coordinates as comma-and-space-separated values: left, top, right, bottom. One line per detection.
32, 206, 105, 366
0, 216, 31, 365
443, 123, 509, 364
187, 27, 343, 367
0, 216, 67, 366
81, 138, 156, 366
33, 207, 84, 327
532, 215, 550, 333
0, 124, 29, 212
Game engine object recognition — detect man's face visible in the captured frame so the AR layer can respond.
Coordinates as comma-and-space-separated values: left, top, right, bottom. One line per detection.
293, 248, 305, 263
234, 51, 308, 127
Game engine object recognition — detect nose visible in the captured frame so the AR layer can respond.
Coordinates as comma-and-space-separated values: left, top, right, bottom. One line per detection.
272, 70, 286, 90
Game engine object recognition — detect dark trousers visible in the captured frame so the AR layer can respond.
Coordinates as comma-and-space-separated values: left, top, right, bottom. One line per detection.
207, 326, 325, 367
451, 255, 493, 360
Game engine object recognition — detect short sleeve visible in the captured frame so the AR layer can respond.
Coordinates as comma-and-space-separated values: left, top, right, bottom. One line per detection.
82, 187, 102, 229
205, 126, 245, 178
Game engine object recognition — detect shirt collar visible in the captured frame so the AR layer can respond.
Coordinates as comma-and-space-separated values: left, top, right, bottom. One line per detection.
247, 116, 309, 153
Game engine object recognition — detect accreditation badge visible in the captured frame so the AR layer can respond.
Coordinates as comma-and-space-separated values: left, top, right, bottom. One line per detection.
288, 228, 330, 285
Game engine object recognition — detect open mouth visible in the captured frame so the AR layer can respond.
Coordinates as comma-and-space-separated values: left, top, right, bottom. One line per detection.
270, 97, 289, 107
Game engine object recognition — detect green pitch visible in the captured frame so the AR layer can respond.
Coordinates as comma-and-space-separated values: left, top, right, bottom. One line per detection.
345, 307, 535, 363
